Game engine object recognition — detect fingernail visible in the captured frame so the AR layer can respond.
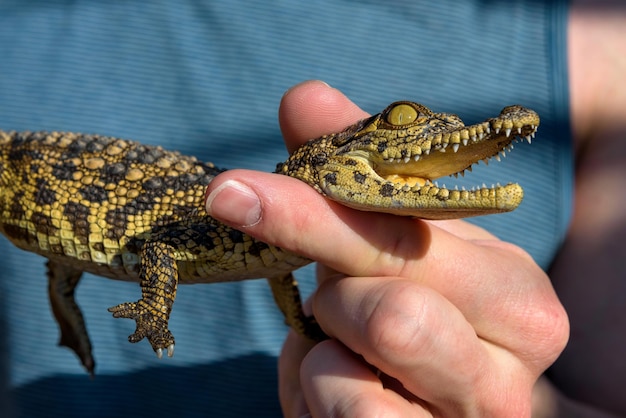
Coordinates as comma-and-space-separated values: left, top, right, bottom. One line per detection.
205, 180, 261, 227
284, 79, 332, 96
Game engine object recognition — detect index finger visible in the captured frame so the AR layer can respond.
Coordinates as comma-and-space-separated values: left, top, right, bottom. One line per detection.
205, 82, 565, 346
206, 81, 497, 278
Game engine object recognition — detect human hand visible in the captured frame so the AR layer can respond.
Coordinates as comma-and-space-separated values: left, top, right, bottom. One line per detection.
205, 81, 569, 417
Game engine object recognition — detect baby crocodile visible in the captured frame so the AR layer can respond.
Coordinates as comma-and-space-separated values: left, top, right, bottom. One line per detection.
0, 101, 539, 375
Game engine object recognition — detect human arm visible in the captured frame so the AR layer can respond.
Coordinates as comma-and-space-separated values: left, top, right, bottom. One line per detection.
531, 0, 626, 416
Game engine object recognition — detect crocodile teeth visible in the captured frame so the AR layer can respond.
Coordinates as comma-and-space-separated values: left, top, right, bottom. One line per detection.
525, 135, 532, 144
452, 143, 460, 153
413, 154, 420, 161
452, 170, 472, 179
517, 127, 522, 134
403, 156, 411, 163
462, 138, 469, 146
505, 128, 512, 137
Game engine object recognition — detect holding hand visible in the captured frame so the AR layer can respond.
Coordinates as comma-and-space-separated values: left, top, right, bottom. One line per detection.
206, 81, 569, 417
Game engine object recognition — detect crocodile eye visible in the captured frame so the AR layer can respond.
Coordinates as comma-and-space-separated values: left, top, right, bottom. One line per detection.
386, 103, 419, 126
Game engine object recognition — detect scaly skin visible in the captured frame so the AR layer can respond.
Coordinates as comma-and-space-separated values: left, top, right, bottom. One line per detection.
278, 102, 539, 218
0, 101, 538, 375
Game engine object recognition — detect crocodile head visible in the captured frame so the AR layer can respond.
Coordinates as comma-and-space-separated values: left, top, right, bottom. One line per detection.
277, 101, 539, 219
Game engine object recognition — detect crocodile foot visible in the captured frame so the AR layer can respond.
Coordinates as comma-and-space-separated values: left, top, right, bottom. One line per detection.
108, 300, 175, 358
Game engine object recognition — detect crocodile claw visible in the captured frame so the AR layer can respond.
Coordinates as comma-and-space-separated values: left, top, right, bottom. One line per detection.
108, 301, 175, 357
156, 344, 175, 359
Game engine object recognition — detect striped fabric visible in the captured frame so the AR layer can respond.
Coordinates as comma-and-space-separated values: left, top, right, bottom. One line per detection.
0, 1, 570, 416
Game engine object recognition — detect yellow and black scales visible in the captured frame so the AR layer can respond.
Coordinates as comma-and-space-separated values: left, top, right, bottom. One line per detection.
0, 102, 539, 374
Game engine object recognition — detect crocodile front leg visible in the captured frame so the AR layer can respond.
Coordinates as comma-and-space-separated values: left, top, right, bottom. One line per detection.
108, 241, 177, 358
267, 273, 326, 342
47, 260, 95, 376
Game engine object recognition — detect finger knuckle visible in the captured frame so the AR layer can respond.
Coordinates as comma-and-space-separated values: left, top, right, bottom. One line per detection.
334, 391, 407, 418
363, 281, 433, 358
521, 296, 570, 367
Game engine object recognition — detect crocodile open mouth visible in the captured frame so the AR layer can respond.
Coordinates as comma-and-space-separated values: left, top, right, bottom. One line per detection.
371, 113, 538, 190
278, 101, 540, 218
